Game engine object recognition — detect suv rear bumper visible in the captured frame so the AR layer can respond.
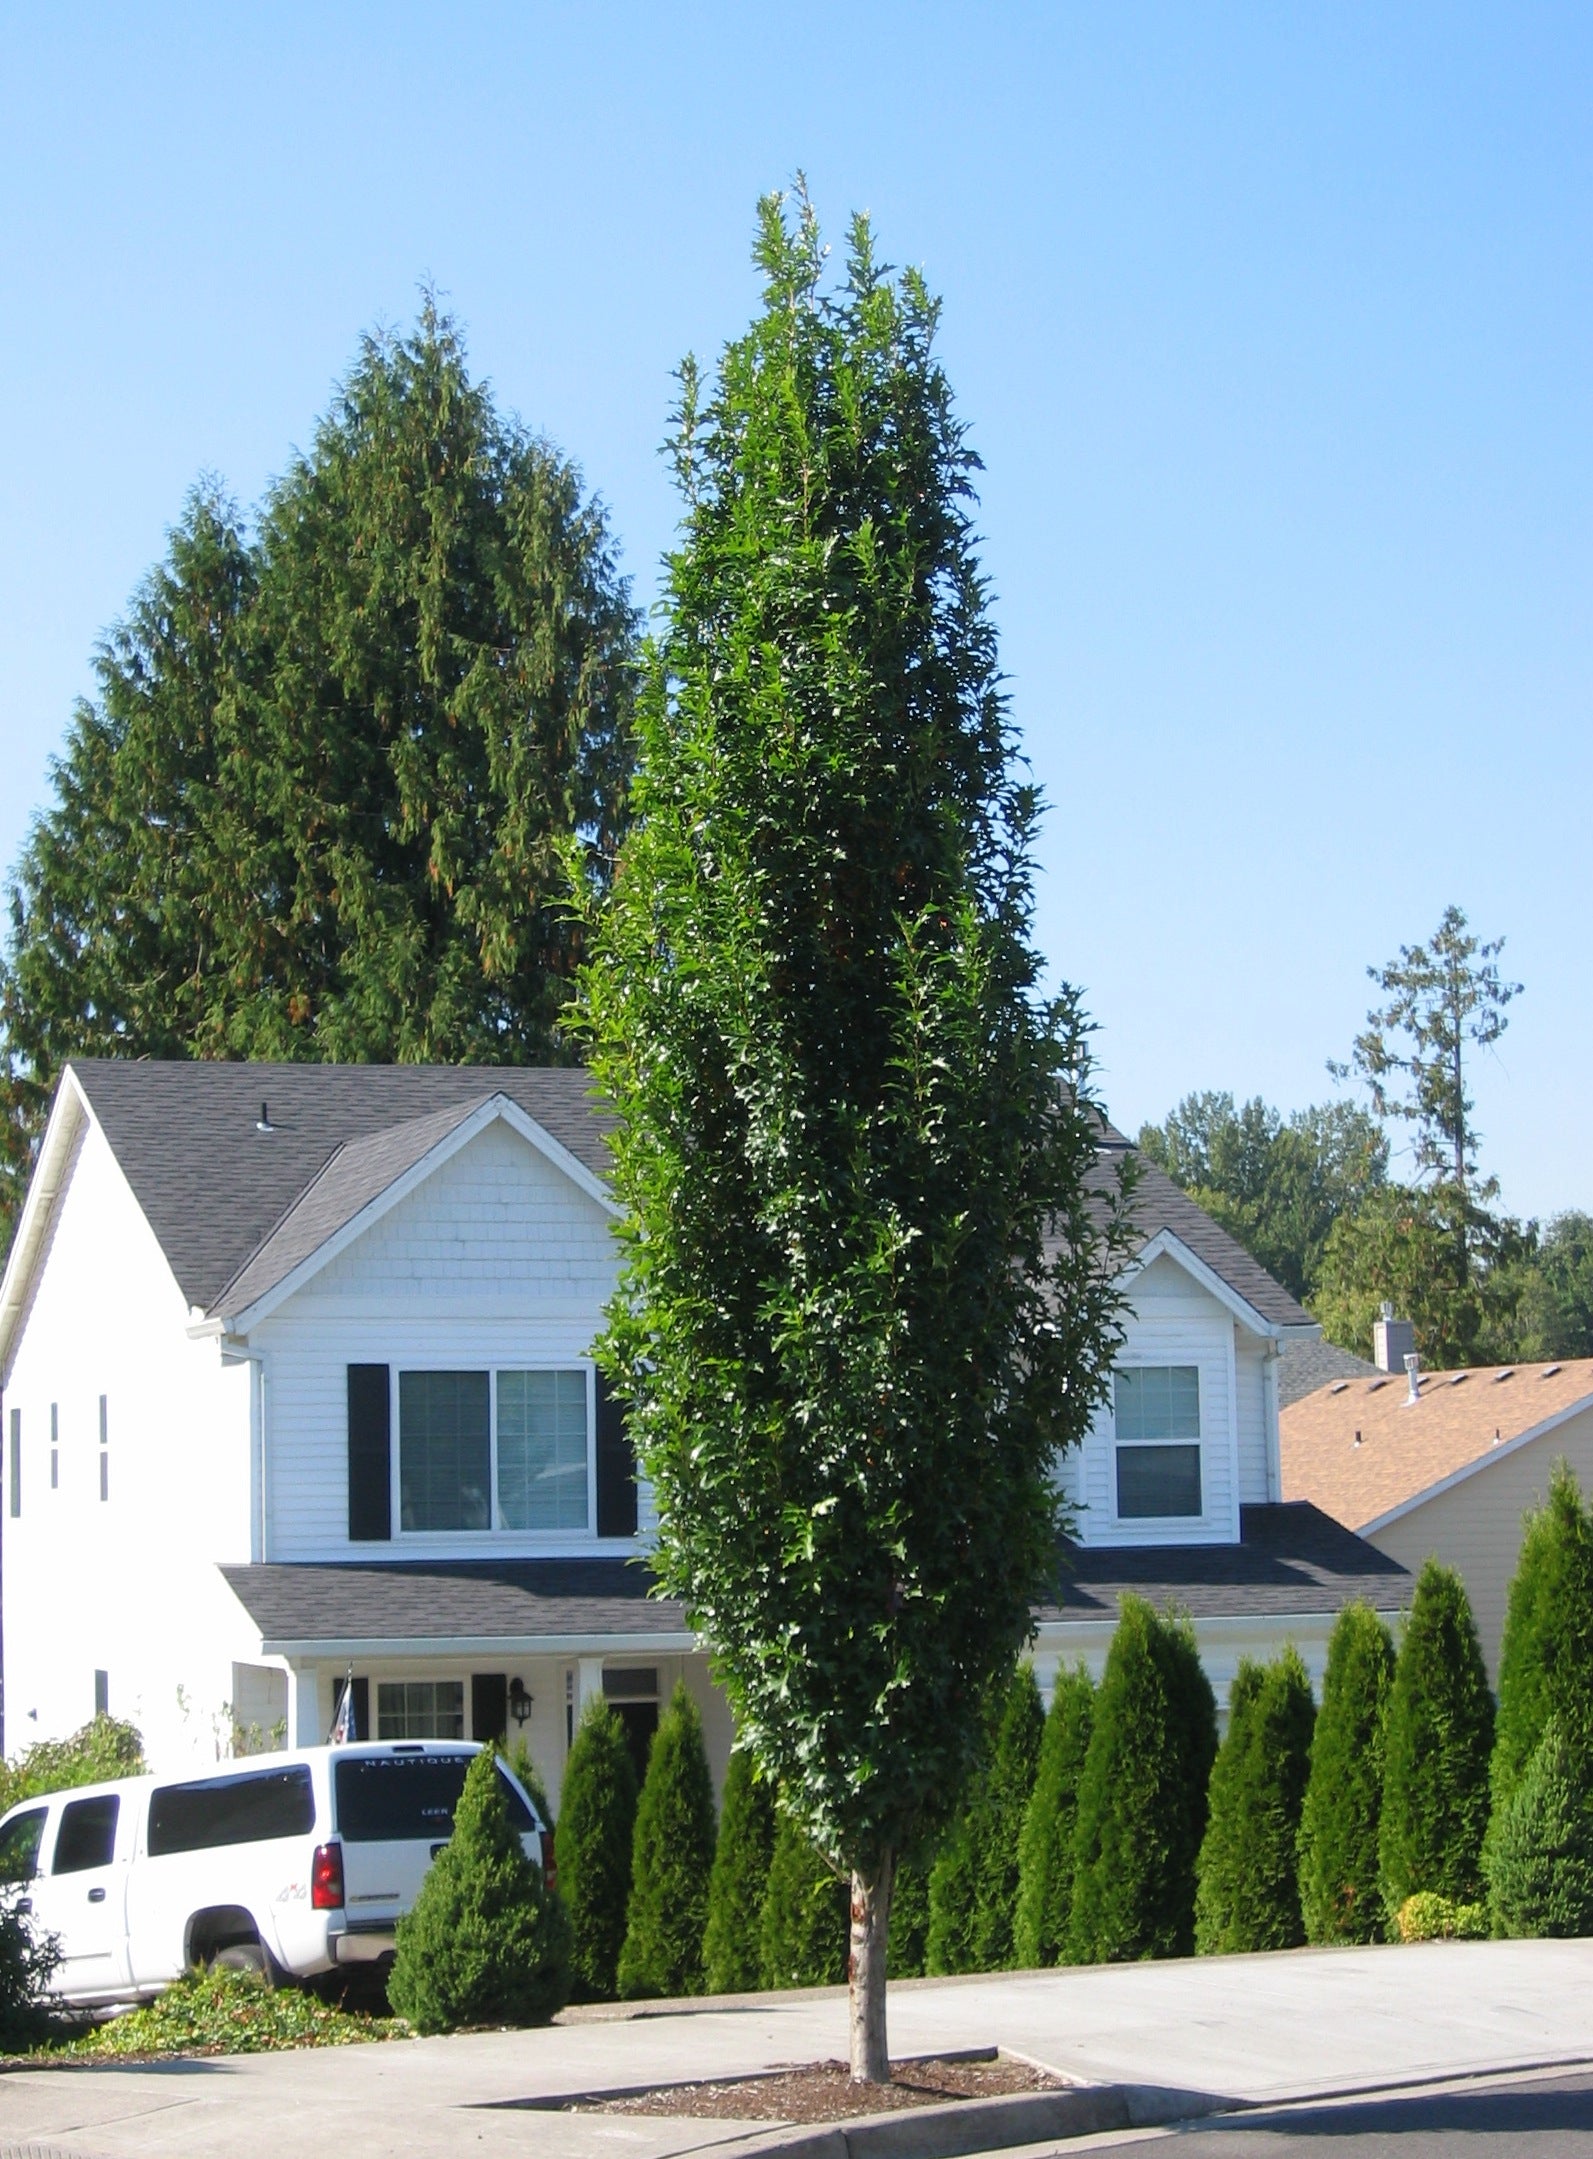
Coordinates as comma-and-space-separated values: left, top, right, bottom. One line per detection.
332, 1918, 397, 1965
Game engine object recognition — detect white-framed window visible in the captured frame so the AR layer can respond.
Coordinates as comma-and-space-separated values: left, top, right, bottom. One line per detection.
1114, 1365, 1202, 1520
376, 1679, 465, 1740
397, 1367, 593, 1535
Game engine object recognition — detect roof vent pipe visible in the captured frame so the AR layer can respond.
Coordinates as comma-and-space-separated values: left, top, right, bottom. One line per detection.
1404, 1351, 1421, 1405
255, 1101, 275, 1134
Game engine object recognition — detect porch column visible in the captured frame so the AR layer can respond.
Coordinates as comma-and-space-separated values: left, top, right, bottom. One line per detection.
576, 1656, 605, 1720
286, 1664, 322, 1747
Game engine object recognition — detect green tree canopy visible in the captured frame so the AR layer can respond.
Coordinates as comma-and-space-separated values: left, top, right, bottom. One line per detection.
1068, 1598, 1218, 1964
557, 1697, 639, 2001
1491, 1463, 1593, 1822
616, 1683, 717, 2000
1507, 1214, 1593, 1362
1297, 1602, 1396, 1945
1379, 1560, 1495, 1915
1014, 1662, 1094, 1968
1, 300, 637, 1250
575, 189, 1131, 2077
1195, 1649, 1316, 1955
1138, 1093, 1387, 1304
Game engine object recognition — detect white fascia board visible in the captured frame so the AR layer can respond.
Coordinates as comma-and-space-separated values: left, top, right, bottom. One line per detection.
1120, 1227, 1285, 1340
1360, 1390, 1593, 1537
0, 1068, 89, 1381
257, 1629, 698, 1660
212, 1091, 620, 1337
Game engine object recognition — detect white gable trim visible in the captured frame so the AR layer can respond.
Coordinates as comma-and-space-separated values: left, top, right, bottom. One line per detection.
1360, 1388, 1593, 1537
1121, 1227, 1303, 1342
210, 1093, 620, 1337
0, 1068, 92, 1382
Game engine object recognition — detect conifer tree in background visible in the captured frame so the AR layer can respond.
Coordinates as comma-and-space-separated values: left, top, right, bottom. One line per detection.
885, 1845, 934, 1978
925, 1798, 984, 1976
388, 1745, 571, 2032
575, 189, 1132, 2078
703, 1748, 776, 1994
1491, 1463, 1593, 1823
1195, 1648, 1316, 1955
1067, 1598, 1218, 1964
1297, 1602, 1396, 1945
1014, 1663, 1094, 1968
759, 1811, 850, 1989
0, 301, 638, 1255
1486, 1718, 1593, 1938
1379, 1560, 1495, 1917
557, 1698, 639, 2001
507, 1738, 554, 1827
617, 1684, 717, 2000
970, 1662, 1044, 1970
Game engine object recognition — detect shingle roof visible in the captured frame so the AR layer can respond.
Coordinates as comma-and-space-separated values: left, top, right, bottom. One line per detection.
1279, 1336, 1379, 1409
219, 1558, 690, 1651
1039, 1502, 1410, 1622
1282, 1359, 1593, 1531
67, 1060, 616, 1313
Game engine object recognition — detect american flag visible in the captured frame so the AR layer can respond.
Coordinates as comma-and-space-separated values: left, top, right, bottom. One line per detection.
330, 1670, 358, 1744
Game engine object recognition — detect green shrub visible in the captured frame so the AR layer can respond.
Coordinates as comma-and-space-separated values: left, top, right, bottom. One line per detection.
0, 1901, 58, 2052
886, 1842, 933, 1978
1394, 1891, 1489, 1942
1068, 1596, 1218, 1964
1298, 1602, 1396, 1945
970, 1662, 1044, 1970
387, 1745, 571, 2032
1491, 1463, 1593, 1824
1379, 1560, 1495, 1917
1014, 1663, 1094, 1967
557, 1698, 639, 2000
702, 1748, 776, 1994
759, 1809, 849, 1989
1196, 1648, 1316, 1954
617, 1683, 717, 2000
925, 1810, 982, 1975
49, 1966, 397, 2056
0, 1715, 145, 1812
507, 1738, 554, 1826
1486, 1718, 1593, 1939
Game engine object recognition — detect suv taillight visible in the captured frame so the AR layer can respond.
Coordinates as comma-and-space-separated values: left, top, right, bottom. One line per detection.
539, 1824, 557, 1893
311, 1841, 345, 1911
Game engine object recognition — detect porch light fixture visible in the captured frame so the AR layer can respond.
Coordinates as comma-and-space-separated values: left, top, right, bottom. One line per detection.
508, 1677, 534, 1727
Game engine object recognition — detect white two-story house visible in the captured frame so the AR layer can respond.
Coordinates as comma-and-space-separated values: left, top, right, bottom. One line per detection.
0, 1061, 1408, 1789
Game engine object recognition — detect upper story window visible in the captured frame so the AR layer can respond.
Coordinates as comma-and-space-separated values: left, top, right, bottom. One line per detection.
1114, 1365, 1202, 1519
398, 1368, 591, 1535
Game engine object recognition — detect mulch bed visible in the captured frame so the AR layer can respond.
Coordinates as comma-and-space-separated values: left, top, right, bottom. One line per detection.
574, 2052, 1066, 2123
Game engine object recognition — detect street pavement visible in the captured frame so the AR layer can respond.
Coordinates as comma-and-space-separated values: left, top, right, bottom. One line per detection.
1, 1939, 1591, 2159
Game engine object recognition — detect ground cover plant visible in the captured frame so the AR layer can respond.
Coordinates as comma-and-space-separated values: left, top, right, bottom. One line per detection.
1297, 1602, 1396, 1944
617, 1684, 717, 1999
29, 1968, 400, 2059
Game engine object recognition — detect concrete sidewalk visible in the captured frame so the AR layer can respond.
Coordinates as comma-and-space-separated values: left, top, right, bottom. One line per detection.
2, 1940, 1591, 2159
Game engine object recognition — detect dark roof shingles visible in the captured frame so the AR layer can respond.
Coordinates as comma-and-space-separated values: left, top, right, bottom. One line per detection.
220, 1557, 688, 1647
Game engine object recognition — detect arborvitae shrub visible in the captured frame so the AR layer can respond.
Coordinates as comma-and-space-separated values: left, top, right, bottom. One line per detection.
1196, 1648, 1316, 1954
1492, 1463, 1593, 1823
1379, 1559, 1495, 1917
970, 1662, 1044, 1970
557, 1698, 639, 2000
507, 1738, 553, 1826
617, 1683, 717, 2000
388, 1745, 571, 2032
1068, 1596, 1218, 1963
702, 1748, 776, 1994
1486, 1718, 1593, 1939
759, 1810, 849, 1988
886, 1843, 933, 1978
1298, 1602, 1396, 1945
925, 1811, 982, 1975
1014, 1663, 1094, 1968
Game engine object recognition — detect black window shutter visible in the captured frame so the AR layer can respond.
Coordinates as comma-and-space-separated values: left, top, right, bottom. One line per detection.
350, 1676, 370, 1741
472, 1673, 508, 1745
595, 1371, 637, 1538
347, 1365, 392, 1542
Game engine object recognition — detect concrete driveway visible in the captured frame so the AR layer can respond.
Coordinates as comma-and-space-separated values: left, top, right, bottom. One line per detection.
2, 1939, 1591, 2159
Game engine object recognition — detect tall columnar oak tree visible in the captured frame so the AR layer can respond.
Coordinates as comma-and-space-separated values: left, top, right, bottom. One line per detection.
1379, 1560, 1495, 1916
1297, 1602, 1396, 1946
0, 302, 637, 1252
575, 192, 1132, 2078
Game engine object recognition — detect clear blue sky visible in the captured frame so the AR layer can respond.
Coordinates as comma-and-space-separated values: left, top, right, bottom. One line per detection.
3, 5, 1588, 1216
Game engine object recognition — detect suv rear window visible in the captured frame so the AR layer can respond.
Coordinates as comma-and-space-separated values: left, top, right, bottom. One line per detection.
148, 1765, 315, 1856
334, 1754, 533, 1844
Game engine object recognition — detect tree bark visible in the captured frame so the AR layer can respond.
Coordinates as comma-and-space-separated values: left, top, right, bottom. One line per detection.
849, 1851, 895, 2083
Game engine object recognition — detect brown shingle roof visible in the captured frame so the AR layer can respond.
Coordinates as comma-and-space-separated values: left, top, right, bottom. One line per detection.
1281, 1358, 1593, 1531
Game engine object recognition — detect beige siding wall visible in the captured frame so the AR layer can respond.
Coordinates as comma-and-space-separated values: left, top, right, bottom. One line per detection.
1369, 1405, 1593, 1678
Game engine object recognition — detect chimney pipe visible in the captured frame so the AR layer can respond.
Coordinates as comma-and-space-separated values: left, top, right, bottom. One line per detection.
1375, 1309, 1416, 1374
1404, 1351, 1421, 1405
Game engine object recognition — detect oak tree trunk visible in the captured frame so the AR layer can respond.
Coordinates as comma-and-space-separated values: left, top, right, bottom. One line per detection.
849, 1851, 895, 2083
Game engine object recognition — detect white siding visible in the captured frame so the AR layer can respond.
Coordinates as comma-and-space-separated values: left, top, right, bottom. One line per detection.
1, 1108, 260, 1769
1235, 1337, 1272, 1503
254, 1119, 628, 1561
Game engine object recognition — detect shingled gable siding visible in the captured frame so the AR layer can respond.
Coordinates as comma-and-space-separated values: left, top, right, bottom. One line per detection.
254, 1118, 627, 1560
1, 1113, 256, 1762
1076, 1253, 1241, 1547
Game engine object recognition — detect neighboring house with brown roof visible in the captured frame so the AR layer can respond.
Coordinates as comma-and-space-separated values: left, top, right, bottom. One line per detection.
0, 1061, 1406, 1780
1282, 1357, 1593, 1675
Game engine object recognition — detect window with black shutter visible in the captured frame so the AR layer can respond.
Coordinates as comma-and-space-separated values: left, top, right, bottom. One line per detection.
347, 1365, 392, 1541
594, 1372, 637, 1538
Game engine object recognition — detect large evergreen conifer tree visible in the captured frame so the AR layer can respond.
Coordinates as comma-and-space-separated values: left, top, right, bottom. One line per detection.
575, 189, 1131, 2076
1297, 1602, 1396, 1945
1379, 1560, 1494, 1916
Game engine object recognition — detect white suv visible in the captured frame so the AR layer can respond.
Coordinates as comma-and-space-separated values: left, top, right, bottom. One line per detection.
0, 1741, 550, 2007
